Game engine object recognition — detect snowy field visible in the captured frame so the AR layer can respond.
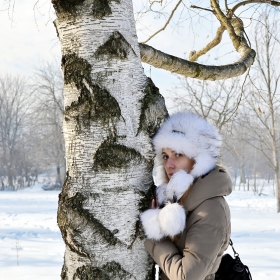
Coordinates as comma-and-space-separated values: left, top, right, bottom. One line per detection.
0, 183, 279, 280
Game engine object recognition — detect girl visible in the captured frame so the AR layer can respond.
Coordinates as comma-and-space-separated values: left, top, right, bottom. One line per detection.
141, 112, 232, 280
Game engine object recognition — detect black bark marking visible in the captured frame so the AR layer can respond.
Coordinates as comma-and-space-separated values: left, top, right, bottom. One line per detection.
62, 53, 92, 89
137, 78, 169, 137
138, 185, 154, 213
95, 31, 136, 60
58, 183, 123, 251
127, 186, 154, 250
62, 53, 121, 128
92, 0, 112, 19
93, 140, 146, 170
61, 264, 69, 280
53, 20, 59, 39
145, 262, 156, 280
52, 0, 85, 15
74, 265, 105, 280
74, 262, 135, 280
52, 0, 120, 20
57, 175, 91, 258
64, 82, 121, 127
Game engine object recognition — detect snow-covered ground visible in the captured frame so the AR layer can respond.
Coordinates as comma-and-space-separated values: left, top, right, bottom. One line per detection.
0, 185, 64, 280
0, 183, 279, 280
224, 187, 280, 280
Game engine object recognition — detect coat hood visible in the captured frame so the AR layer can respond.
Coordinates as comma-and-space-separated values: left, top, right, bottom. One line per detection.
182, 166, 232, 213
153, 112, 222, 185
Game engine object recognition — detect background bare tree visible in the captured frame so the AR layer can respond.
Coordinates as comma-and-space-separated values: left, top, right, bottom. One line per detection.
32, 60, 65, 187
231, 110, 276, 193
171, 78, 243, 129
242, 10, 280, 211
0, 75, 38, 190
0, 63, 65, 191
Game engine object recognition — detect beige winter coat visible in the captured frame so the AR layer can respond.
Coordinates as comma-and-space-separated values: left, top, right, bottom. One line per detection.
144, 166, 232, 280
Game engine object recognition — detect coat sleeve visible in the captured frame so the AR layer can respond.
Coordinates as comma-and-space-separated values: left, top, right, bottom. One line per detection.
144, 199, 228, 280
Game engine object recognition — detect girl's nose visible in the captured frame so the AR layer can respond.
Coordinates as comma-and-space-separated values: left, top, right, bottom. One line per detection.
166, 158, 175, 169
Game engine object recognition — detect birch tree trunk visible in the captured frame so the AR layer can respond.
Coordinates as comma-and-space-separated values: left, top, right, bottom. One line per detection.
52, 0, 168, 279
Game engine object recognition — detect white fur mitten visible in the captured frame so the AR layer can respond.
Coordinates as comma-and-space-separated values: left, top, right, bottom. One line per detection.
158, 201, 186, 238
140, 209, 165, 240
166, 170, 194, 201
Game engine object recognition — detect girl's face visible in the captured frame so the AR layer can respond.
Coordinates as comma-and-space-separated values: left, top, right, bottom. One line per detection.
162, 148, 195, 180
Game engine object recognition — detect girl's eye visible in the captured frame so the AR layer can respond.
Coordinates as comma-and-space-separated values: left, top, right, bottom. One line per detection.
162, 155, 168, 160
175, 153, 182, 158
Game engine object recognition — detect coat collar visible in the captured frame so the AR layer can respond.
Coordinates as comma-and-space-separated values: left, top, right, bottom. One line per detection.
182, 166, 232, 212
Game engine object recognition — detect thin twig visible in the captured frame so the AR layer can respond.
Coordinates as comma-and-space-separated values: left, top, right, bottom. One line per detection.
141, 0, 183, 44
190, 5, 214, 13
225, 0, 229, 12
231, 0, 280, 15
241, 17, 280, 45
149, 0, 163, 7
223, 67, 251, 125
242, 23, 252, 47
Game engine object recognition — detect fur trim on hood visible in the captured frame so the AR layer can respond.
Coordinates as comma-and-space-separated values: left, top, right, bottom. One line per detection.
153, 111, 222, 185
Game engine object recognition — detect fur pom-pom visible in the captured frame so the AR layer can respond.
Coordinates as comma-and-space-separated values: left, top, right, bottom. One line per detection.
140, 209, 164, 241
166, 170, 194, 200
158, 202, 186, 238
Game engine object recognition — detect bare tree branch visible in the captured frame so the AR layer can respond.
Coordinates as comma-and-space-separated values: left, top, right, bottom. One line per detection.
189, 25, 226, 62
210, 0, 245, 51
140, 1, 259, 80
230, 0, 280, 15
190, 5, 214, 13
139, 42, 255, 80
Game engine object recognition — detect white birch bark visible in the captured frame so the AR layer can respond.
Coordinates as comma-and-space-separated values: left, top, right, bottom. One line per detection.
52, 0, 167, 279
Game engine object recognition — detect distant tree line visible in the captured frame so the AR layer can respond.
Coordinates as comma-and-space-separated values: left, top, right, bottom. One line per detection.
0, 60, 65, 191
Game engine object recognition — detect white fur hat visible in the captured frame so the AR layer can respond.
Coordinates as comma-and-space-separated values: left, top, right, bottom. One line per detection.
153, 111, 222, 184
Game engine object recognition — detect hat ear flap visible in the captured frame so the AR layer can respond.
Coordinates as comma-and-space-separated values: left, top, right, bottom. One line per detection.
191, 153, 216, 177
154, 165, 168, 186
